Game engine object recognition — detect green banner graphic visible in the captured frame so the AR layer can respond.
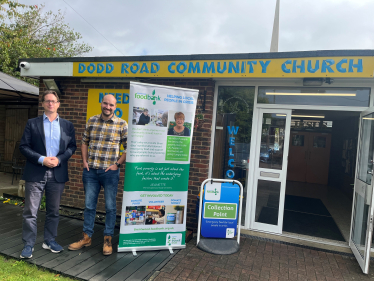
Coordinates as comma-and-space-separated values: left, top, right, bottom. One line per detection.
165, 136, 191, 161
119, 232, 186, 248
124, 162, 190, 192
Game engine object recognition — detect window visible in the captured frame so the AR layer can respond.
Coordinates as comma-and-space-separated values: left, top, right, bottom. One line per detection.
211, 86, 255, 225
258, 87, 370, 107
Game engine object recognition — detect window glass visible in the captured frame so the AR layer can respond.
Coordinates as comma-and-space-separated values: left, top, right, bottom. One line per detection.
258, 87, 370, 107
313, 136, 326, 148
357, 113, 374, 185
255, 180, 281, 225
292, 135, 304, 146
211, 86, 255, 225
259, 114, 286, 170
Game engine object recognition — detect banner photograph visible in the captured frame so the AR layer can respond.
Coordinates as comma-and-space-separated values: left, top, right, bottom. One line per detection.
118, 82, 198, 252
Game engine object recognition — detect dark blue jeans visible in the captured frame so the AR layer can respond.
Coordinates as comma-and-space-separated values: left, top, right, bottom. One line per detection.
82, 168, 120, 237
22, 169, 65, 247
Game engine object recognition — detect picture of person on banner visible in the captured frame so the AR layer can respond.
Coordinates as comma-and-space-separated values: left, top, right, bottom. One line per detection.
167, 112, 191, 136
145, 215, 153, 225
156, 110, 168, 127
68, 94, 128, 256
161, 111, 168, 127
155, 209, 165, 224
137, 108, 150, 125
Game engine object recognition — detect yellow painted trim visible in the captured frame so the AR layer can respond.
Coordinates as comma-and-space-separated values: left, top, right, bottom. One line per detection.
73, 57, 374, 78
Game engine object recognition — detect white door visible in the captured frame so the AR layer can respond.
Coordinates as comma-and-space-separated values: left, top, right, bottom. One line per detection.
350, 108, 374, 274
250, 109, 292, 234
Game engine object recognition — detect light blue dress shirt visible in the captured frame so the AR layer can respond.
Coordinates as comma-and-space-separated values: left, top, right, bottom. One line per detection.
38, 113, 61, 165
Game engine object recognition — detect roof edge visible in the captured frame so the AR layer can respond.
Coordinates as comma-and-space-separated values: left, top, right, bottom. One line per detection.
18, 49, 374, 63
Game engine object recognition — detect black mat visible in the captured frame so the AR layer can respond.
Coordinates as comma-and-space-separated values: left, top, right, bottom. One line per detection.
284, 209, 345, 241
257, 195, 346, 242
284, 195, 330, 216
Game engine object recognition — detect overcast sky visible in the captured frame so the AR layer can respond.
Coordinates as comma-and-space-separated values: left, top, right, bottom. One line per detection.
19, 0, 374, 57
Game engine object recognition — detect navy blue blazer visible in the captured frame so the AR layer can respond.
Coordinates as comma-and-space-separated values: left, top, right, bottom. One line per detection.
20, 115, 77, 183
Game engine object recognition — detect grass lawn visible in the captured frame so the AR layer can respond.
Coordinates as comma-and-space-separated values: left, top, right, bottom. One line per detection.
0, 255, 76, 281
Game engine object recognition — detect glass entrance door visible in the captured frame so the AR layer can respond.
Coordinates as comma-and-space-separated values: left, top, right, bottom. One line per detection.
349, 108, 374, 274
250, 109, 291, 234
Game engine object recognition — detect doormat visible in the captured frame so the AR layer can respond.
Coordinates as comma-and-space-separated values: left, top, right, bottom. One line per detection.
283, 210, 345, 241
256, 195, 346, 242
284, 195, 330, 216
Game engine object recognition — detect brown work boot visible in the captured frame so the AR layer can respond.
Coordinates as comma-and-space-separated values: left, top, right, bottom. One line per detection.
68, 233, 91, 250
103, 236, 112, 255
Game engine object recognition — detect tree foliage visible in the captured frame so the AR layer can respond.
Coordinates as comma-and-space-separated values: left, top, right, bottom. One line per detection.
0, 0, 92, 84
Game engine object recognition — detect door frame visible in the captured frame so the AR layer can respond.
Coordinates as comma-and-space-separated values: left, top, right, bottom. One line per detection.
349, 107, 374, 274
250, 108, 292, 233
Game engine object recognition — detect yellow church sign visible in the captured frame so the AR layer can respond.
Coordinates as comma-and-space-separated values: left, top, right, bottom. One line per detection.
73, 56, 374, 78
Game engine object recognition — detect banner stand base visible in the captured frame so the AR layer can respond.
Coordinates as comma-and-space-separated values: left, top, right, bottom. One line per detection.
117, 245, 186, 253
132, 250, 137, 256
197, 238, 240, 255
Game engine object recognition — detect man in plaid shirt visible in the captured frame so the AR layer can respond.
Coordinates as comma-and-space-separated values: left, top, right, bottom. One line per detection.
68, 94, 127, 255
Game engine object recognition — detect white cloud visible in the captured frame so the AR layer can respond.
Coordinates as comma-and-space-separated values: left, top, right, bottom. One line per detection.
18, 0, 374, 57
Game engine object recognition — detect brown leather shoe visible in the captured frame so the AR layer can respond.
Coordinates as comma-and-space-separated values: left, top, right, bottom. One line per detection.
103, 236, 112, 255
68, 233, 91, 250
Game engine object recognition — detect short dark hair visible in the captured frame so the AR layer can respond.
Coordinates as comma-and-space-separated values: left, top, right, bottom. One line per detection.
41, 90, 59, 102
174, 112, 185, 120
159, 209, 165, 216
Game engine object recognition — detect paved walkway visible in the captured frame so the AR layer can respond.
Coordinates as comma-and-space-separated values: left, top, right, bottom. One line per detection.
2, 195, 374, 280
152, 237, 374, 281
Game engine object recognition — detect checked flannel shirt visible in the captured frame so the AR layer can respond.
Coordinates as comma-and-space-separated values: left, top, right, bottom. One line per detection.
82, 114, 128, 169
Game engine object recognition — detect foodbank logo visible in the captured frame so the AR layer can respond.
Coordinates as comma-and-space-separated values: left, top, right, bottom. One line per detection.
166, 233, 182, 246
134, 89, 160, 105
226, 228, 235, 238
206, 188, 219, 196
167, 235, 172, 246
205, 183, 221, 201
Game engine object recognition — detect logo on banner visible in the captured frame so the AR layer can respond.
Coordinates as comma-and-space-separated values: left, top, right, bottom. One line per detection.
205, 183, 221, 201
166, 233, 182, 246
134, 89, 160, 105
226, 228, 235, 238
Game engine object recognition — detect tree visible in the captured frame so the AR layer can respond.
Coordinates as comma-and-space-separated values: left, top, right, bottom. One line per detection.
0, 1, 92, 84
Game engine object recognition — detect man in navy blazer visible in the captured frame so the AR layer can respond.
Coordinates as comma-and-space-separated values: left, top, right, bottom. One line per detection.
19, 90, 77, 258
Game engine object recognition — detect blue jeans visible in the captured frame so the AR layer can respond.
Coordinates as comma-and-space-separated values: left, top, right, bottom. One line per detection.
82, 168, 120, 237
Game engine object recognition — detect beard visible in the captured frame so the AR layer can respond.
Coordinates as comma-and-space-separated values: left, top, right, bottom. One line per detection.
101, 109, 113, 117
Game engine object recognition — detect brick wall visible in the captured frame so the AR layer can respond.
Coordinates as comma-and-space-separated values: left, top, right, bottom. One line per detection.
38, 78, 215, 230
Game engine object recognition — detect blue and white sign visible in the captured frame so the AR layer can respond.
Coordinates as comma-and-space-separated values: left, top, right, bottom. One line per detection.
201, 182, 240, 238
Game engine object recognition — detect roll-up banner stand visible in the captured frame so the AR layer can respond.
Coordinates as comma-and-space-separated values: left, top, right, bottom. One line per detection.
118, 82, 198, 254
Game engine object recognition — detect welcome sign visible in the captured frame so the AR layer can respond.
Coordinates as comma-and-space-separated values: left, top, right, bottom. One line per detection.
118, 82, 198, 252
